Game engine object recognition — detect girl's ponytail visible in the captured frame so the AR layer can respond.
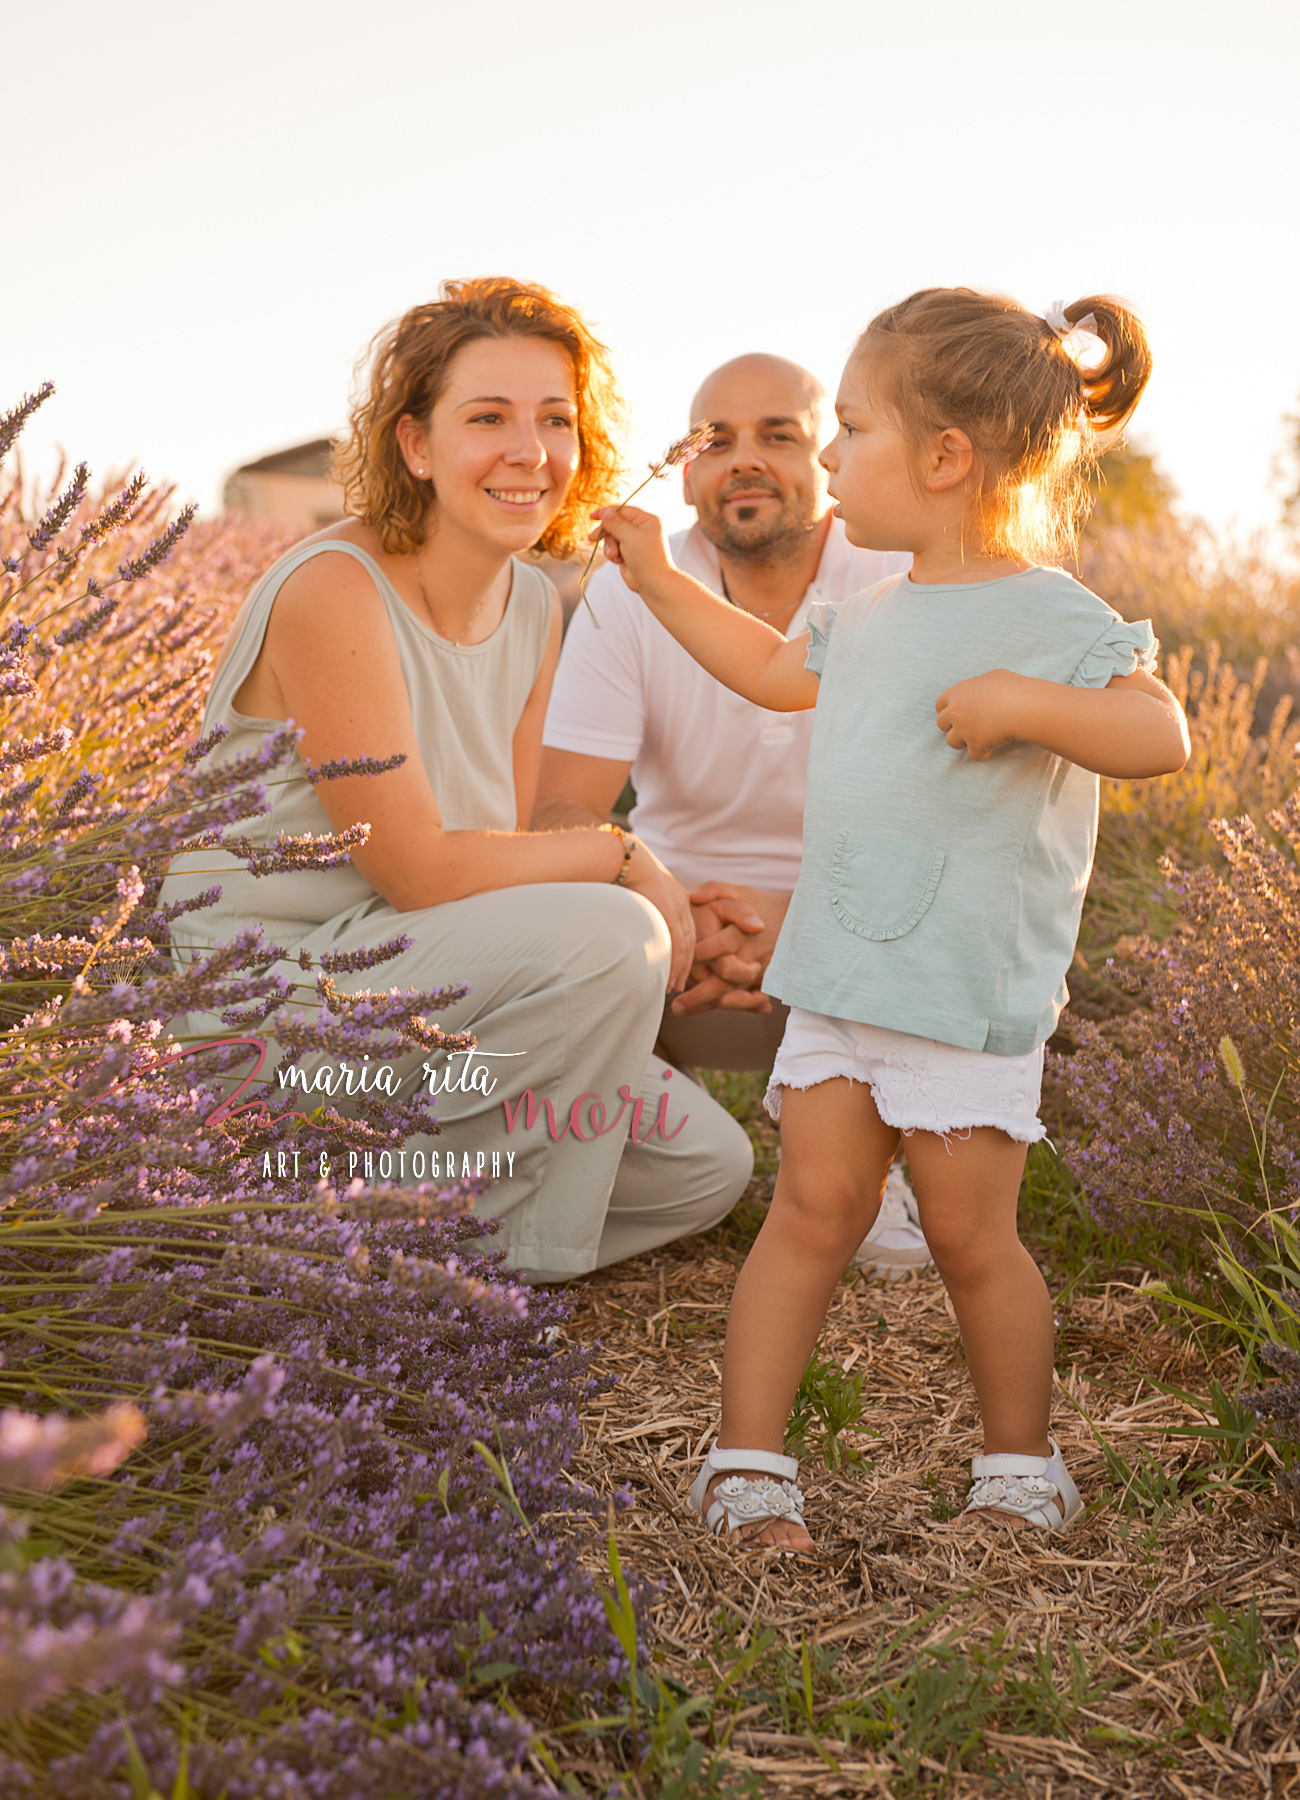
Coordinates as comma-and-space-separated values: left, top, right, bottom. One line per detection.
1061, 295, 1153, 445
857, 286, 1154, 562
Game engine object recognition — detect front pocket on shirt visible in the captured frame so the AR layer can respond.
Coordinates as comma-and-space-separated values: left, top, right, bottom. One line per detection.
829, 829, 946, 941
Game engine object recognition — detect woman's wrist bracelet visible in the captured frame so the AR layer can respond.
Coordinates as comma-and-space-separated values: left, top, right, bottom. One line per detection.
599, 821, 636, 886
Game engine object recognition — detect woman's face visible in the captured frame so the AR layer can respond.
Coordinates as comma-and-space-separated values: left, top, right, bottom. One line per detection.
400, 336, 580, 554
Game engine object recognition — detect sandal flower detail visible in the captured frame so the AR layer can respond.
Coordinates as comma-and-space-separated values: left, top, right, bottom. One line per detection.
688, 1445, 807, 1548
715, 1474, 806, 1522
963, 1435, 1083, 1532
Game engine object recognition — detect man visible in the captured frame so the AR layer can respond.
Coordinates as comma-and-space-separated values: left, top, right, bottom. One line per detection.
534, 353, 928, 1273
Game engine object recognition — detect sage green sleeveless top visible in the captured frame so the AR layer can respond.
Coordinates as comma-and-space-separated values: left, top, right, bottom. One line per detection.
158, 540, 553, 948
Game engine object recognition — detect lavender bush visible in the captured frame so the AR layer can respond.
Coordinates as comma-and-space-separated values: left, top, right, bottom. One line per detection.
1069, 517, 1300, 959
1061, 790, 1300, 1483
0, 387, 626, 1797
1063, 794, 1300, 1244
1078, 514, 1300, 720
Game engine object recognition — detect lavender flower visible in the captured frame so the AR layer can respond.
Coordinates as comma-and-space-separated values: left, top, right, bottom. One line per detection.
0, 623, 35, 698
0, 1595, 181, 1719
78, 470, 147, 547
577, 420, 716, 621
184, 724, 230, 765
116, 503, 197, 581
318, 935, 414, 974
225, 823, 373, 877
0, 381, 54, 465
305, 751, 408, 784
0, 395, 629, 1795
53, 767, 105, 817
54, 594, 120, 647
0, 1404, 146, 1491
27, 462, 89, 553
0, 724, 73, 772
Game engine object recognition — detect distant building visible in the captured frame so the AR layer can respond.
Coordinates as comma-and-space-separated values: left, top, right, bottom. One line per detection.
222, 439, 345, 535
222, 436, 588, 619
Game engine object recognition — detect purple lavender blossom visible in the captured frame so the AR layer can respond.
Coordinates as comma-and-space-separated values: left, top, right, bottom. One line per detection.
305, 751, 409, 784
54, 595, 120, 647
78, 470, 147, 547
0, 381, 54, 465
184, 724, 230, 765
115, 504, 197, 581
318, 935, 414, 975
0, 407, 629, 1795
0, 725, 73, 773
27, 462, 89, 553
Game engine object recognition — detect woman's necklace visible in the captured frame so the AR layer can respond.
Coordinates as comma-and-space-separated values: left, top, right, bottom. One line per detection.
719, 566, 799, 622
412, 552, 490, 646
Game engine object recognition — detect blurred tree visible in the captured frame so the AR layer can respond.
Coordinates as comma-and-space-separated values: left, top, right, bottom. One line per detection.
1274, 403, 1300, 531
1082, 441, 1178, 531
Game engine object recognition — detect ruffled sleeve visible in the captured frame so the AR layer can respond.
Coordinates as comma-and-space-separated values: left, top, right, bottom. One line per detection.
1068, 616, 1159, 689
804, 600, 842, 679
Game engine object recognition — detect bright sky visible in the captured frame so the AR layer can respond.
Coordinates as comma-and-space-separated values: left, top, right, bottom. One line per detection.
7, 0, 1300, 543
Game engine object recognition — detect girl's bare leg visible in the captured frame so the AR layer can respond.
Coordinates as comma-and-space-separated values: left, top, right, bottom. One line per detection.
903, 1127, 1053, 1482
711, 1078, 899, 1551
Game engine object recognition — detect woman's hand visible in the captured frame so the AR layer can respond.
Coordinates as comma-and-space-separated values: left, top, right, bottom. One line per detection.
590, 505, 676, 597
621, 839, 696, 994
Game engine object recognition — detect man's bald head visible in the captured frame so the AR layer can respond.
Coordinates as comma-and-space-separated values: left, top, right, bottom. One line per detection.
689, 354, 827, 441
683, 354, 830, 565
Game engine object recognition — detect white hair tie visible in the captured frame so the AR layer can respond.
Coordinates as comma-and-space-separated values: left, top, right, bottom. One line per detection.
1043, 300, 1099, 343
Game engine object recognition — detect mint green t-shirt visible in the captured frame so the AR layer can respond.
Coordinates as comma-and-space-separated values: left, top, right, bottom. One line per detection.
763, 567, 1157, 1055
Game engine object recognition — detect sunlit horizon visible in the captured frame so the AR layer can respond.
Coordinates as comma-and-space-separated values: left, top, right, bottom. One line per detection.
7, 0, 1300, 550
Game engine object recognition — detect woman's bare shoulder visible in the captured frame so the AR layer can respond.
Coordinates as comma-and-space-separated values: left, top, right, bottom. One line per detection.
212, 526, 384, 684
271, 532, 390, 633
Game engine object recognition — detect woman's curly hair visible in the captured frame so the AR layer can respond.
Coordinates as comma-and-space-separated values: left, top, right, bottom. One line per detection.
333, 277, 626, 558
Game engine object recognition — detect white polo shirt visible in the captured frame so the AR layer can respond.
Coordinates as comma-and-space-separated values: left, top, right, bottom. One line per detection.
542, 521, 910, 891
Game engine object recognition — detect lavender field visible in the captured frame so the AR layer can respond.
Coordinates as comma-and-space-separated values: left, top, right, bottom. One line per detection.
1, 385, 1299, 1798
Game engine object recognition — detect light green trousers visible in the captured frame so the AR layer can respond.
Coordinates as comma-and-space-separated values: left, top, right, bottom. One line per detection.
173, 882, 752, 1282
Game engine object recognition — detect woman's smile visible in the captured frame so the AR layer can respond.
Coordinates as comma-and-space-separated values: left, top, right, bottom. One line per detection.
485, 486, 546, 509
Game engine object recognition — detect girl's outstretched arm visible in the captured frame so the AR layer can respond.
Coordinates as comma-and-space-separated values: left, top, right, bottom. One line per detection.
593, 504, 819, 712
935, 666, 1190, 776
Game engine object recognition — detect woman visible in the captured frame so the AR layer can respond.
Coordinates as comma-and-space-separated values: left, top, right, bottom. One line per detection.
159, 277, 752, 1280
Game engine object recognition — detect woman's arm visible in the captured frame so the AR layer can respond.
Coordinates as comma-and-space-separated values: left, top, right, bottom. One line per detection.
934, 666, 1190, 776
593, 504, 819, 712
260, 553, 696, 982
511, 586, 564, 829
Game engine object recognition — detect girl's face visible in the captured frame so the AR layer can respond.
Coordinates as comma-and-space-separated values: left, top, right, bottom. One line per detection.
819, 352, 933, 553
399, 336, 580, 554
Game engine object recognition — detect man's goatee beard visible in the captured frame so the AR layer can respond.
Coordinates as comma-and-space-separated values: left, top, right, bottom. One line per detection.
707, 513, 823, 568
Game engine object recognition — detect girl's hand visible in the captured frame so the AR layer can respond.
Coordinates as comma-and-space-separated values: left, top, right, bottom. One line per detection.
937, 666, 1190, 775
934, 669, 1029, 761
590, 505, 675, 597
621, 838, 696, 993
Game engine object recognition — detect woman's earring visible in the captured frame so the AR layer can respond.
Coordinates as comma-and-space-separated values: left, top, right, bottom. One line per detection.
417, 467, 426, 476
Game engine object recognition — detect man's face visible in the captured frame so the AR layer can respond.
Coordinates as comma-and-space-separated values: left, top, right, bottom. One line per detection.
683, 360, 828, 562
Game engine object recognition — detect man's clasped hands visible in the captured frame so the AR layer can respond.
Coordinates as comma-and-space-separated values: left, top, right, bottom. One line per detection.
674, 884, 779, 1017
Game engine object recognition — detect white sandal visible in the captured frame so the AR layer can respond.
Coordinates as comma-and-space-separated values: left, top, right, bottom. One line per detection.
963, 1435, 1082, 1531
688, 1445, 807, 1547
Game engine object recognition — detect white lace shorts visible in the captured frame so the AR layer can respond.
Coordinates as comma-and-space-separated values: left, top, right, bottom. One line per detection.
764, 1007, 1047, 1145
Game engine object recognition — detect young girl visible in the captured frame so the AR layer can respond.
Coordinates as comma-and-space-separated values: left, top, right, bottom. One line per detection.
594, 289, 1190, 1552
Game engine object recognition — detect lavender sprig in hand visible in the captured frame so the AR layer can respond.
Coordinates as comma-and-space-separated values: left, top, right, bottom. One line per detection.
578, 421, 714, 626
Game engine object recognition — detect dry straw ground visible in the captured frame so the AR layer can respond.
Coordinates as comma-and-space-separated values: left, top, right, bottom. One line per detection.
550, 1157, 1299, 1800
